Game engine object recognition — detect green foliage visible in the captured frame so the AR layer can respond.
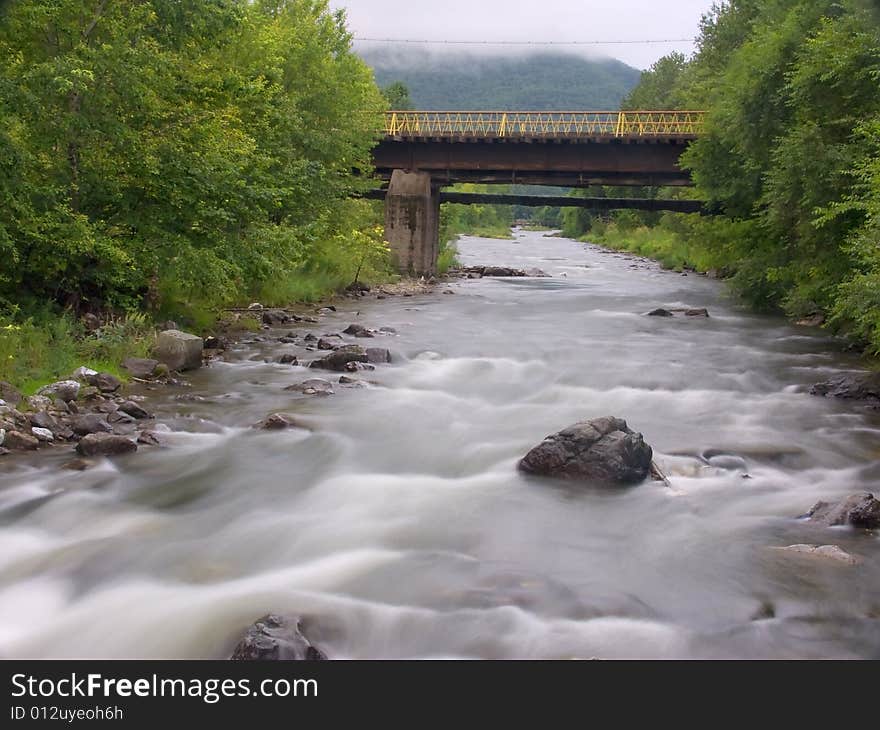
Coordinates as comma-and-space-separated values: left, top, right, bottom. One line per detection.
0, 0, 387, 319
621, 52, 687, 110
0, 310, 152, 391
381, 81, 414, 110
365, 49, 641, 110
440, 184, 515, 241
616, 0, 880, 352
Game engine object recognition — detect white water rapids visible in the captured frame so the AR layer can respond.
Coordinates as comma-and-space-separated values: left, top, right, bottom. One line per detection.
1, 230, 879, 659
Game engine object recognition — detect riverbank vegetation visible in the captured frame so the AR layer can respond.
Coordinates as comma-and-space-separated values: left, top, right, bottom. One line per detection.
573, 0, 880, 355
0, 0, 391, 389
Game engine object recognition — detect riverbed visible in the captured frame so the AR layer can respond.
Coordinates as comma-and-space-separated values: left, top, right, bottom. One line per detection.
1, 229, 879, 659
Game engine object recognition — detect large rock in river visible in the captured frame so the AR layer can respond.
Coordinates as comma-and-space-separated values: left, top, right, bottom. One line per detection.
809, 372, 880, 405
309, 346, 369, 372
231, 615, 327, 661
802, 492, 880, 529
76, 433, 138, 457
153, 330, 203, 372
518, 417, 653, 485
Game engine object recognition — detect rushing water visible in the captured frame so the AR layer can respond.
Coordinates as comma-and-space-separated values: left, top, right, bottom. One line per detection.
1, 230, 879, 659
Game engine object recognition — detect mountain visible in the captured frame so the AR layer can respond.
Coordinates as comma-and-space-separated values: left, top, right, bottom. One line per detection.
361, 46, 642, 110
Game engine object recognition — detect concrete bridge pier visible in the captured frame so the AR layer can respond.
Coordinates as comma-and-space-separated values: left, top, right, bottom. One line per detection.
384, 169, 440, 277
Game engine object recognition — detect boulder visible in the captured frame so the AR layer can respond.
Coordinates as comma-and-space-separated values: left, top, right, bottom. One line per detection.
775, 544, 860, 565
802, 493, 880, 529
309, 348, 369, 372
75, 433, 137, 457
231, 615, 327, 661
318, 337, 342, 351
518, 417, 653, 485
71, 366, 98, 382
262, 310, 291, 326
122, 358, 161, 379
87, 372, 122, 393
277, 354, 299, 365
154, 330, 203, 372
0, 381, 22, 407
343, 324, 374, 338
30, 411, 59, 432
259, 413, 303, 430
37, 380, 81, 402
285, 378, 335, 396
809, 373, 880, 404
71, 414, 113, 436
4, 430, 40, 451
31, 427, 54, 443
365, 348, 392, 364
117, 401, 151, 420
648, 308, 675, 317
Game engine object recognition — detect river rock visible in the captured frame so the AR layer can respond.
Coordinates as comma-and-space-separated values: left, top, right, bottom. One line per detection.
775, 544, 860, 565
318, 337, 342, 351
5, 430, 40, 450
518, 417, 653, 485
648, 308, 675, 317
809, 373, 880, 404
117, 401, 151, 420
343, 324, 374, 338
122, 357, 161, 379
62, 458, 94, 471
285, 378, 335, 396
87, 372, 122, 393
37, 380, 80, 402
802, 492, 880, 529
0, 381, 22, 407
71, 413, 113, 436
277, 354, 299, 365
154, 330, 203, 372
31, 427, 54, 443
309, 347, 369, 372
365, 348, 392, 364
262, 310, 291, 325
76, 433, 137, 457
259, 413, 303, 430
231, 615, 327, 661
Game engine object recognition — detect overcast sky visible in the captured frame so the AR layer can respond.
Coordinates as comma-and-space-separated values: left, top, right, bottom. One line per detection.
330, 0, 718, 69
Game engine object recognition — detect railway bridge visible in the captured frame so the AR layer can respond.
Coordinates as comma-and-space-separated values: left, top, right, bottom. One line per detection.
371, 110, 705, 275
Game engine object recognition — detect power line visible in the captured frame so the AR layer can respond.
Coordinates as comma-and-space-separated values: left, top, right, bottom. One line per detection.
354, 37, 694, 46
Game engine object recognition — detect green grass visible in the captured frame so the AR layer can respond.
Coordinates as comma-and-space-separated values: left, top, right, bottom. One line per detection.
587, 222, 718, 273
0, 311, 154, 394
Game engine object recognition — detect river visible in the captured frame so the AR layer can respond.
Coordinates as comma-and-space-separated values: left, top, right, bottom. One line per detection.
1, 229, 879, 659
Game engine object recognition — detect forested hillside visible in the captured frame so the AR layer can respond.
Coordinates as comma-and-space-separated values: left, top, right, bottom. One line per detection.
577, 0, 880, 356
363, 47, 641, 109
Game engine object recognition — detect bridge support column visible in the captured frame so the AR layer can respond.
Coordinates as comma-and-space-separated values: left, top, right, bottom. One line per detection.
384, 170, 440, 277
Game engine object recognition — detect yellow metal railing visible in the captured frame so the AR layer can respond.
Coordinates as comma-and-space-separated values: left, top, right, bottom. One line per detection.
385, 111, 705, 139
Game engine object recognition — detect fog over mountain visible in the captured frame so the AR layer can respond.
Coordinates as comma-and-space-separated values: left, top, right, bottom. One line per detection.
362, 46, 642, 110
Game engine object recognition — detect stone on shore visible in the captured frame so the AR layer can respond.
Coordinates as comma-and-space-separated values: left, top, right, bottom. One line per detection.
0, 381, 22, 407
37, 380, 80, 402
343, 324, 374, 338
122, 358, 161, 379
87, 372, 122, 393
76, 433, 138, 457
518, 417, 654, 485
154, 330, 204, 372
71, 414, 113, 436
231, 615, 327, 661
4, 430, 40, 451
117, 401, 151, 420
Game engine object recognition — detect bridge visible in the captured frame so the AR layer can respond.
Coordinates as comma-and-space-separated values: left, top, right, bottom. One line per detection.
372, 110, 705, 275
